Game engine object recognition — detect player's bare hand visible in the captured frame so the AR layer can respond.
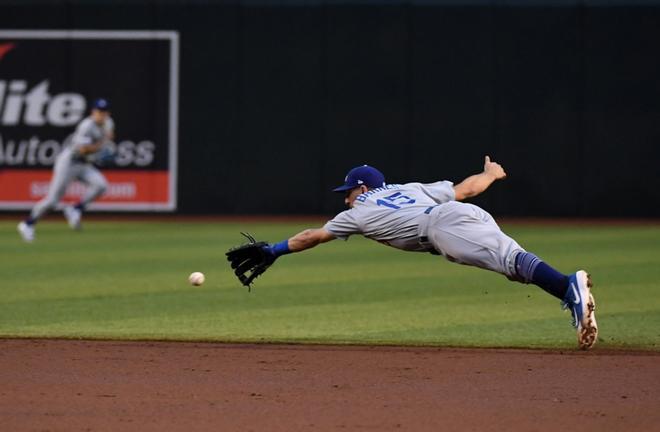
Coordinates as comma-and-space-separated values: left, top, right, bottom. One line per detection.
484, 155, 507, 180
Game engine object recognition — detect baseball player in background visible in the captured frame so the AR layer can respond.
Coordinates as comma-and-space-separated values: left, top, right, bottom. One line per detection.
244, 157, 598, 349
17, 98, 114, 242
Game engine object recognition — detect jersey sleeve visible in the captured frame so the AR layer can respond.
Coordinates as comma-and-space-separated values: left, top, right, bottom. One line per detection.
418, 180, 456, 203
71, 119, 94, 147
323, 210, 361, 240
104, 117, 115, 135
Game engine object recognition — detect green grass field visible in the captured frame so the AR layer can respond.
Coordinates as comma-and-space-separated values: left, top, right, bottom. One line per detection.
1, 219, 659, 350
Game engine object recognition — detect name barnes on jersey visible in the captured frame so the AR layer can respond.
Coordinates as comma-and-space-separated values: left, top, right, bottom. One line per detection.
354, 184, 402, 203
0, 79, 155, 168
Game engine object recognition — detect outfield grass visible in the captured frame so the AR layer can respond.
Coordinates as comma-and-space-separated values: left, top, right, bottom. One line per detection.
1, 219, 659, 350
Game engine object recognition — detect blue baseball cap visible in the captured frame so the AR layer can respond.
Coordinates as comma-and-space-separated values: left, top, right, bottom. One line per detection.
92, 98, 110, 111
333, 165, 386, 193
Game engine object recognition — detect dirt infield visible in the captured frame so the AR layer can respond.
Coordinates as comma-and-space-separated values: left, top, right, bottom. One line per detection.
1, 340, 659, 431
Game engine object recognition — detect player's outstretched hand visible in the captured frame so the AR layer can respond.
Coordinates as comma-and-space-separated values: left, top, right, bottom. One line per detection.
483, 155, 507, 180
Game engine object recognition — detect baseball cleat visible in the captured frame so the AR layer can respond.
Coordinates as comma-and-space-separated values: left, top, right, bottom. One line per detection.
562, 270, 598, 350
63, 206, 82, 230
17, 221, 35, 243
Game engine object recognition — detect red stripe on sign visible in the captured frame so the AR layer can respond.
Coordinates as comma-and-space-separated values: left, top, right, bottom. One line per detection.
0, 169, 170, 204
0, 42, 16, 61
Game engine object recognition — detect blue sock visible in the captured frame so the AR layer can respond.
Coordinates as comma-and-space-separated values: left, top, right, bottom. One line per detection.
515, 252, 568, 300
25, 217, 36, 226
74, 203, 85, 212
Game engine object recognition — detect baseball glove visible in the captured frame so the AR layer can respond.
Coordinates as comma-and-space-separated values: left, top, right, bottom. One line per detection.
89, 145, 116, 167
226, 232, 276, 290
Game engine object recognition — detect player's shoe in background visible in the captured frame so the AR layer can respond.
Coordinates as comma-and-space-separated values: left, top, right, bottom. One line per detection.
562, 270, 598, 350
17, 221, 35, 243
63, 206, 82, 230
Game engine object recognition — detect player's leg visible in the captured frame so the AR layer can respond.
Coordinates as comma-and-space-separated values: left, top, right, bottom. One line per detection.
427, 202, 564, 295
64, 166, 108, 229
78, 166, 108, 206
425, 201, 523, 278
426, 201, 597, 349
18, 152, 76, 242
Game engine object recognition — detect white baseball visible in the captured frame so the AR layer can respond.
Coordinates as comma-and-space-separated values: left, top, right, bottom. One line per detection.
188, 272, 205, 286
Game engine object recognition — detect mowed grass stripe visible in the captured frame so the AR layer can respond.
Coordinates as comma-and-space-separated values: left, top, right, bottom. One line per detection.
1, 220, 659, 350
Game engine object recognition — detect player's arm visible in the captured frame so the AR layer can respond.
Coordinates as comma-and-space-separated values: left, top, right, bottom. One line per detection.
78, 140, 106, 155
227, 228, 336, 287
453, 155, 507, 201
104, 117, 115, 141
287, 228, 336, 252
70, 119, 106, 156
266, 228, 335, 259
262, 211, 352, 260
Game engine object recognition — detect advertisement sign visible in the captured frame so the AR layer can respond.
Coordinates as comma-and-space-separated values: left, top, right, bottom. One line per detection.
0, 30, 179, 211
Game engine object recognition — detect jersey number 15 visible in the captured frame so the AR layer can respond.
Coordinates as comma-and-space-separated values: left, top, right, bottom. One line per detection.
376, 192, 416, 210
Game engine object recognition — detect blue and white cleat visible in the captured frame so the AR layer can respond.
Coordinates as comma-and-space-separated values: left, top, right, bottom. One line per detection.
562, 270, 598, 350
17, 221, 35, 243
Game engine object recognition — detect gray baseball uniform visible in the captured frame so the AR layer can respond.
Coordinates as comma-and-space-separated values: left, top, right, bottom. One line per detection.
324, 181, 524, 278
30, 116, 112, 219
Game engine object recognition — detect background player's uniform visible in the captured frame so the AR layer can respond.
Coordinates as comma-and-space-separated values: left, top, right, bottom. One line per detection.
324, 181, 524, 280
28, 116, 113, 222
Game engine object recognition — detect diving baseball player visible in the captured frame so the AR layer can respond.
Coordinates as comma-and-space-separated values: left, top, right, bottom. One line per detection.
17, 98, 115, 242
227, 157, 598, 349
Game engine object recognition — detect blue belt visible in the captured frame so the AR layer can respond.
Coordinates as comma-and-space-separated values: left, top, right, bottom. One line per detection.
424, 205, 438, 214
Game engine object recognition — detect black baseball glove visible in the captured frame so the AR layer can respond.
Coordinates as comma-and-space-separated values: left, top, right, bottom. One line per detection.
226, 232, 277, 290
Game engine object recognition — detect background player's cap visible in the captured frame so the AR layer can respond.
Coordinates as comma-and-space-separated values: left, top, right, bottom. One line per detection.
333, 165, 386, 192
92, 98, 110, 111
